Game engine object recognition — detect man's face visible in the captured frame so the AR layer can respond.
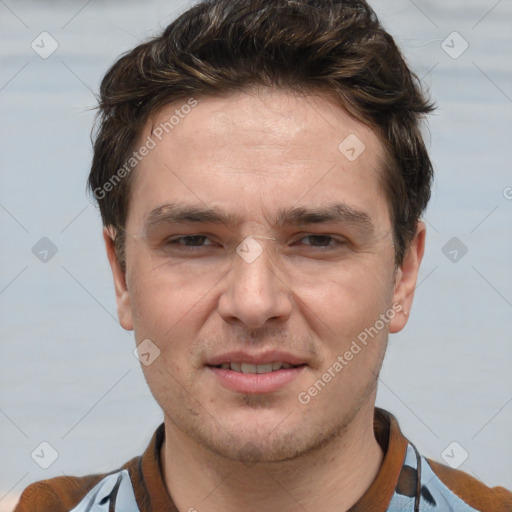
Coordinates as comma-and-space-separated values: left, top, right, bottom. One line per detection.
106, 88, 423, 463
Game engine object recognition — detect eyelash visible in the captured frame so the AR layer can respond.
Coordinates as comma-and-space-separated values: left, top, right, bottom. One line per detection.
164, 235, 346, 250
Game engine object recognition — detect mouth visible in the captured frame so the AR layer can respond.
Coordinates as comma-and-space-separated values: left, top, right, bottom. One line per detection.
205, 352, 308, 394
208, 362, 306, 374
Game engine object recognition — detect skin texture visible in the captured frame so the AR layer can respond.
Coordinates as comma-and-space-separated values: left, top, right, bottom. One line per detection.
104, 87, 426, 511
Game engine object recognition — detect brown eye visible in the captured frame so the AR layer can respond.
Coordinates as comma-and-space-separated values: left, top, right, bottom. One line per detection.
166, 236, 212, 247
297, 235, 345, 248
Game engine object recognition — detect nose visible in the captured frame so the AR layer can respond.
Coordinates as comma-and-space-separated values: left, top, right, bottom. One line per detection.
217, 237, 293, 329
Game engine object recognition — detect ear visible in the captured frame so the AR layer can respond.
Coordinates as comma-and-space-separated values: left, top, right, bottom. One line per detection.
103, 226, 134, 331
388, 221, 426, 334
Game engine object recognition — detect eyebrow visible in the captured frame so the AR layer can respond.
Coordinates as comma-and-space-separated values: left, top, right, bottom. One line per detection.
143, 201, 375, 234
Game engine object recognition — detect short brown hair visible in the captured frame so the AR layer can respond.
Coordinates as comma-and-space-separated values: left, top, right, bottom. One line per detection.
87, 0, 434, 269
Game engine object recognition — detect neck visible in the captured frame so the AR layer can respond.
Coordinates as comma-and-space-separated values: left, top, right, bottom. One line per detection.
161, 402, 384, 512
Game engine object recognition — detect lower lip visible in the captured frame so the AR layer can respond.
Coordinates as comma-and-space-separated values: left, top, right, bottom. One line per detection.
207, 366, 306, 394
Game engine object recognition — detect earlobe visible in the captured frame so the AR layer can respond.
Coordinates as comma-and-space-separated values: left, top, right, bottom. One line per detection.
388, 221, 426, 334
103, 227, 134, 331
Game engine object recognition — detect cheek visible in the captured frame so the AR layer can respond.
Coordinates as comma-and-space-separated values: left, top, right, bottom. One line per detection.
130, 271, 200, 392
127, 257, 206, 349
299, 263, 392, 322
307, 269, 392, 373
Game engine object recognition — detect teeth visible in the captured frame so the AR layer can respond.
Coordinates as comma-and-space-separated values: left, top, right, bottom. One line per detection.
241, 363, 257, 374
256, 363, 273, 374
217, 362, 298, 373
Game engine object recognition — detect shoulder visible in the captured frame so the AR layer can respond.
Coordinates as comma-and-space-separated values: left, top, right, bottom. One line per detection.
13, 457, 141, 512
424, 457, 512, 512
13, 474, 106, 512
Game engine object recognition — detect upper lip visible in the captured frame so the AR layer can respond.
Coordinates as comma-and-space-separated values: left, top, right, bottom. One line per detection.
205, 350, 308, 367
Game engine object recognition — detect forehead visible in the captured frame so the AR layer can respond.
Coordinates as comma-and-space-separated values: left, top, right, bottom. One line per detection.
127, 87, 389, 231
147, 87, 383, 162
